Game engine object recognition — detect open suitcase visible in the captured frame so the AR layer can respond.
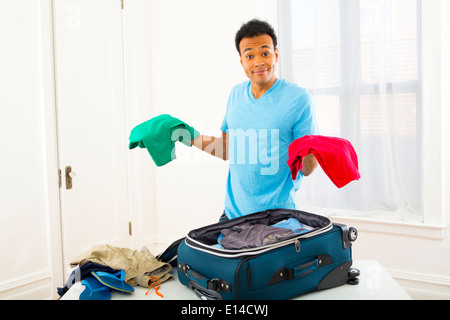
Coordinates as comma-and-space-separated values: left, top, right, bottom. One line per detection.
160, 208, 359, 300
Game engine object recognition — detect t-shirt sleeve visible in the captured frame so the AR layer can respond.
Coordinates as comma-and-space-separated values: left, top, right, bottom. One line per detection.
220, 89, 233, 132
220, 115, 228, 132
292, 91, 319, 140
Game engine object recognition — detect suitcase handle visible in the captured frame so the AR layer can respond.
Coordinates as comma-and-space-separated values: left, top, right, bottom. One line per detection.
179, 262, 231, 296
269, 258, 317, 285
293, 259, 318, 278
269, 254, 333, 286
188, 280, 223, 300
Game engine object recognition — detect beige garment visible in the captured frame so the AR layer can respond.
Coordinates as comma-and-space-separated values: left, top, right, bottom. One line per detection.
70, 244, 173, 287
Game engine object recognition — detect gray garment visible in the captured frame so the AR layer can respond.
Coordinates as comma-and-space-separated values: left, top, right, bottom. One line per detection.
219, 222, 298, 250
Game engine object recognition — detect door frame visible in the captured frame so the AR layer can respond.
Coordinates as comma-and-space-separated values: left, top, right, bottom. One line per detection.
121, 0, 157, 250
37, 0, 64, 298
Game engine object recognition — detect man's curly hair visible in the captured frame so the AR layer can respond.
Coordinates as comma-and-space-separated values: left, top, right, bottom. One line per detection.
235, 19, 278, 55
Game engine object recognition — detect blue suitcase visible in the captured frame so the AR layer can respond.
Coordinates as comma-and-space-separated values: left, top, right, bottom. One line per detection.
171, 209, 359, 300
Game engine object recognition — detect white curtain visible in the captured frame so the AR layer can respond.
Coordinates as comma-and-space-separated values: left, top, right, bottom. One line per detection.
279, 0, 421, 219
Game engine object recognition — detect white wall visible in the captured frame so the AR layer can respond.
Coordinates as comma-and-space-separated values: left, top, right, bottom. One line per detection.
0, 0, 58, 299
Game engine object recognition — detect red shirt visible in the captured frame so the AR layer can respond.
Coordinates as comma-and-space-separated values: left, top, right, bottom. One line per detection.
287, 135, 361, 188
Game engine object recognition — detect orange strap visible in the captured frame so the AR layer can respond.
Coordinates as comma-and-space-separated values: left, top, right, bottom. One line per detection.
145, 276, 163, 298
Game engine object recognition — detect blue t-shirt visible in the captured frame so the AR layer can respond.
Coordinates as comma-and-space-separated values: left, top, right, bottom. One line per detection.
221, 79, 319, 219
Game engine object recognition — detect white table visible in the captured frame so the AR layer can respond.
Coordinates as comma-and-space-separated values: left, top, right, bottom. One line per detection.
61, 260, 411, 300
117, 260, 411, 300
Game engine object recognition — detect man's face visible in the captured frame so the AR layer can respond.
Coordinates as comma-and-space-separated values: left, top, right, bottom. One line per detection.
239, 34, 279, 87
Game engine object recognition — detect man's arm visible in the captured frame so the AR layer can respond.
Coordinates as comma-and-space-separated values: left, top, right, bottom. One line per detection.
190, 131, 228, 161
191, 130, 316, 174
300, 154, 318, 177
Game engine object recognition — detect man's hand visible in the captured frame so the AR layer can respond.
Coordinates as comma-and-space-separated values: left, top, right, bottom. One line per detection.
300, 153, 318, 177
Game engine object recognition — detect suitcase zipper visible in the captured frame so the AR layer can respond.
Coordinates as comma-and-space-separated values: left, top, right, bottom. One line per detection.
185, 223, 332, 258
294, 239, 301, 252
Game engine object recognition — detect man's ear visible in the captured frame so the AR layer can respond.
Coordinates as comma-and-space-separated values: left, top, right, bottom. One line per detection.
274, 47, 279, 63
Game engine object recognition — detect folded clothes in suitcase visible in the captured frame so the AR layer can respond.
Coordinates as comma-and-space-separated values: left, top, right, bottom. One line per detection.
161, 209, 359, 300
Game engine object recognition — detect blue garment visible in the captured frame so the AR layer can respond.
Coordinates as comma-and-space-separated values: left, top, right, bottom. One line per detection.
218, 210, 229, 222
57, 262, 121, 297
221, 79, 319, 219
271, 218, 312, 235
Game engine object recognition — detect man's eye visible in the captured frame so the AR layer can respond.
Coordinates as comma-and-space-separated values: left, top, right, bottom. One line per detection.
246, 55, 254, 59
262, 52, 270, 57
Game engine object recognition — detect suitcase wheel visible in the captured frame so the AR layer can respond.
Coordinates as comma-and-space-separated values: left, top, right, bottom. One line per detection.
348, 227, 358, 242
347, 267, 360, 285
348, 267, 360, 278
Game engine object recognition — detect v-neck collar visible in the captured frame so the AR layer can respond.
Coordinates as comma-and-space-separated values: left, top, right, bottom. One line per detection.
248, 79, 281, 104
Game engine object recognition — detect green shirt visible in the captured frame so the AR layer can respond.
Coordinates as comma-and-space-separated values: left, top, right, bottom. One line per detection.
129, 114, 200, 166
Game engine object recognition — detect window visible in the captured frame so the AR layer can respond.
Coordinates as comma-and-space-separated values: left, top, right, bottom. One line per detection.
278, 0, 422, 221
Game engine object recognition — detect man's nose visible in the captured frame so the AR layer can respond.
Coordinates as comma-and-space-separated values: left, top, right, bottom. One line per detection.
254, 59, 265, 67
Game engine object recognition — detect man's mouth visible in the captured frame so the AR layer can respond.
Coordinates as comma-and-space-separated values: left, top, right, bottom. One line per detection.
253, 69, 268, 74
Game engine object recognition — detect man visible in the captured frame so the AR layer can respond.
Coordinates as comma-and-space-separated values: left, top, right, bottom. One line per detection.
191, 19, 319, 221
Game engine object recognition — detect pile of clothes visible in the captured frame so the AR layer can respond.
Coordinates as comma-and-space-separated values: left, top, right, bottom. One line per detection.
57, 244, 173, 300
212, 218, 314, 250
